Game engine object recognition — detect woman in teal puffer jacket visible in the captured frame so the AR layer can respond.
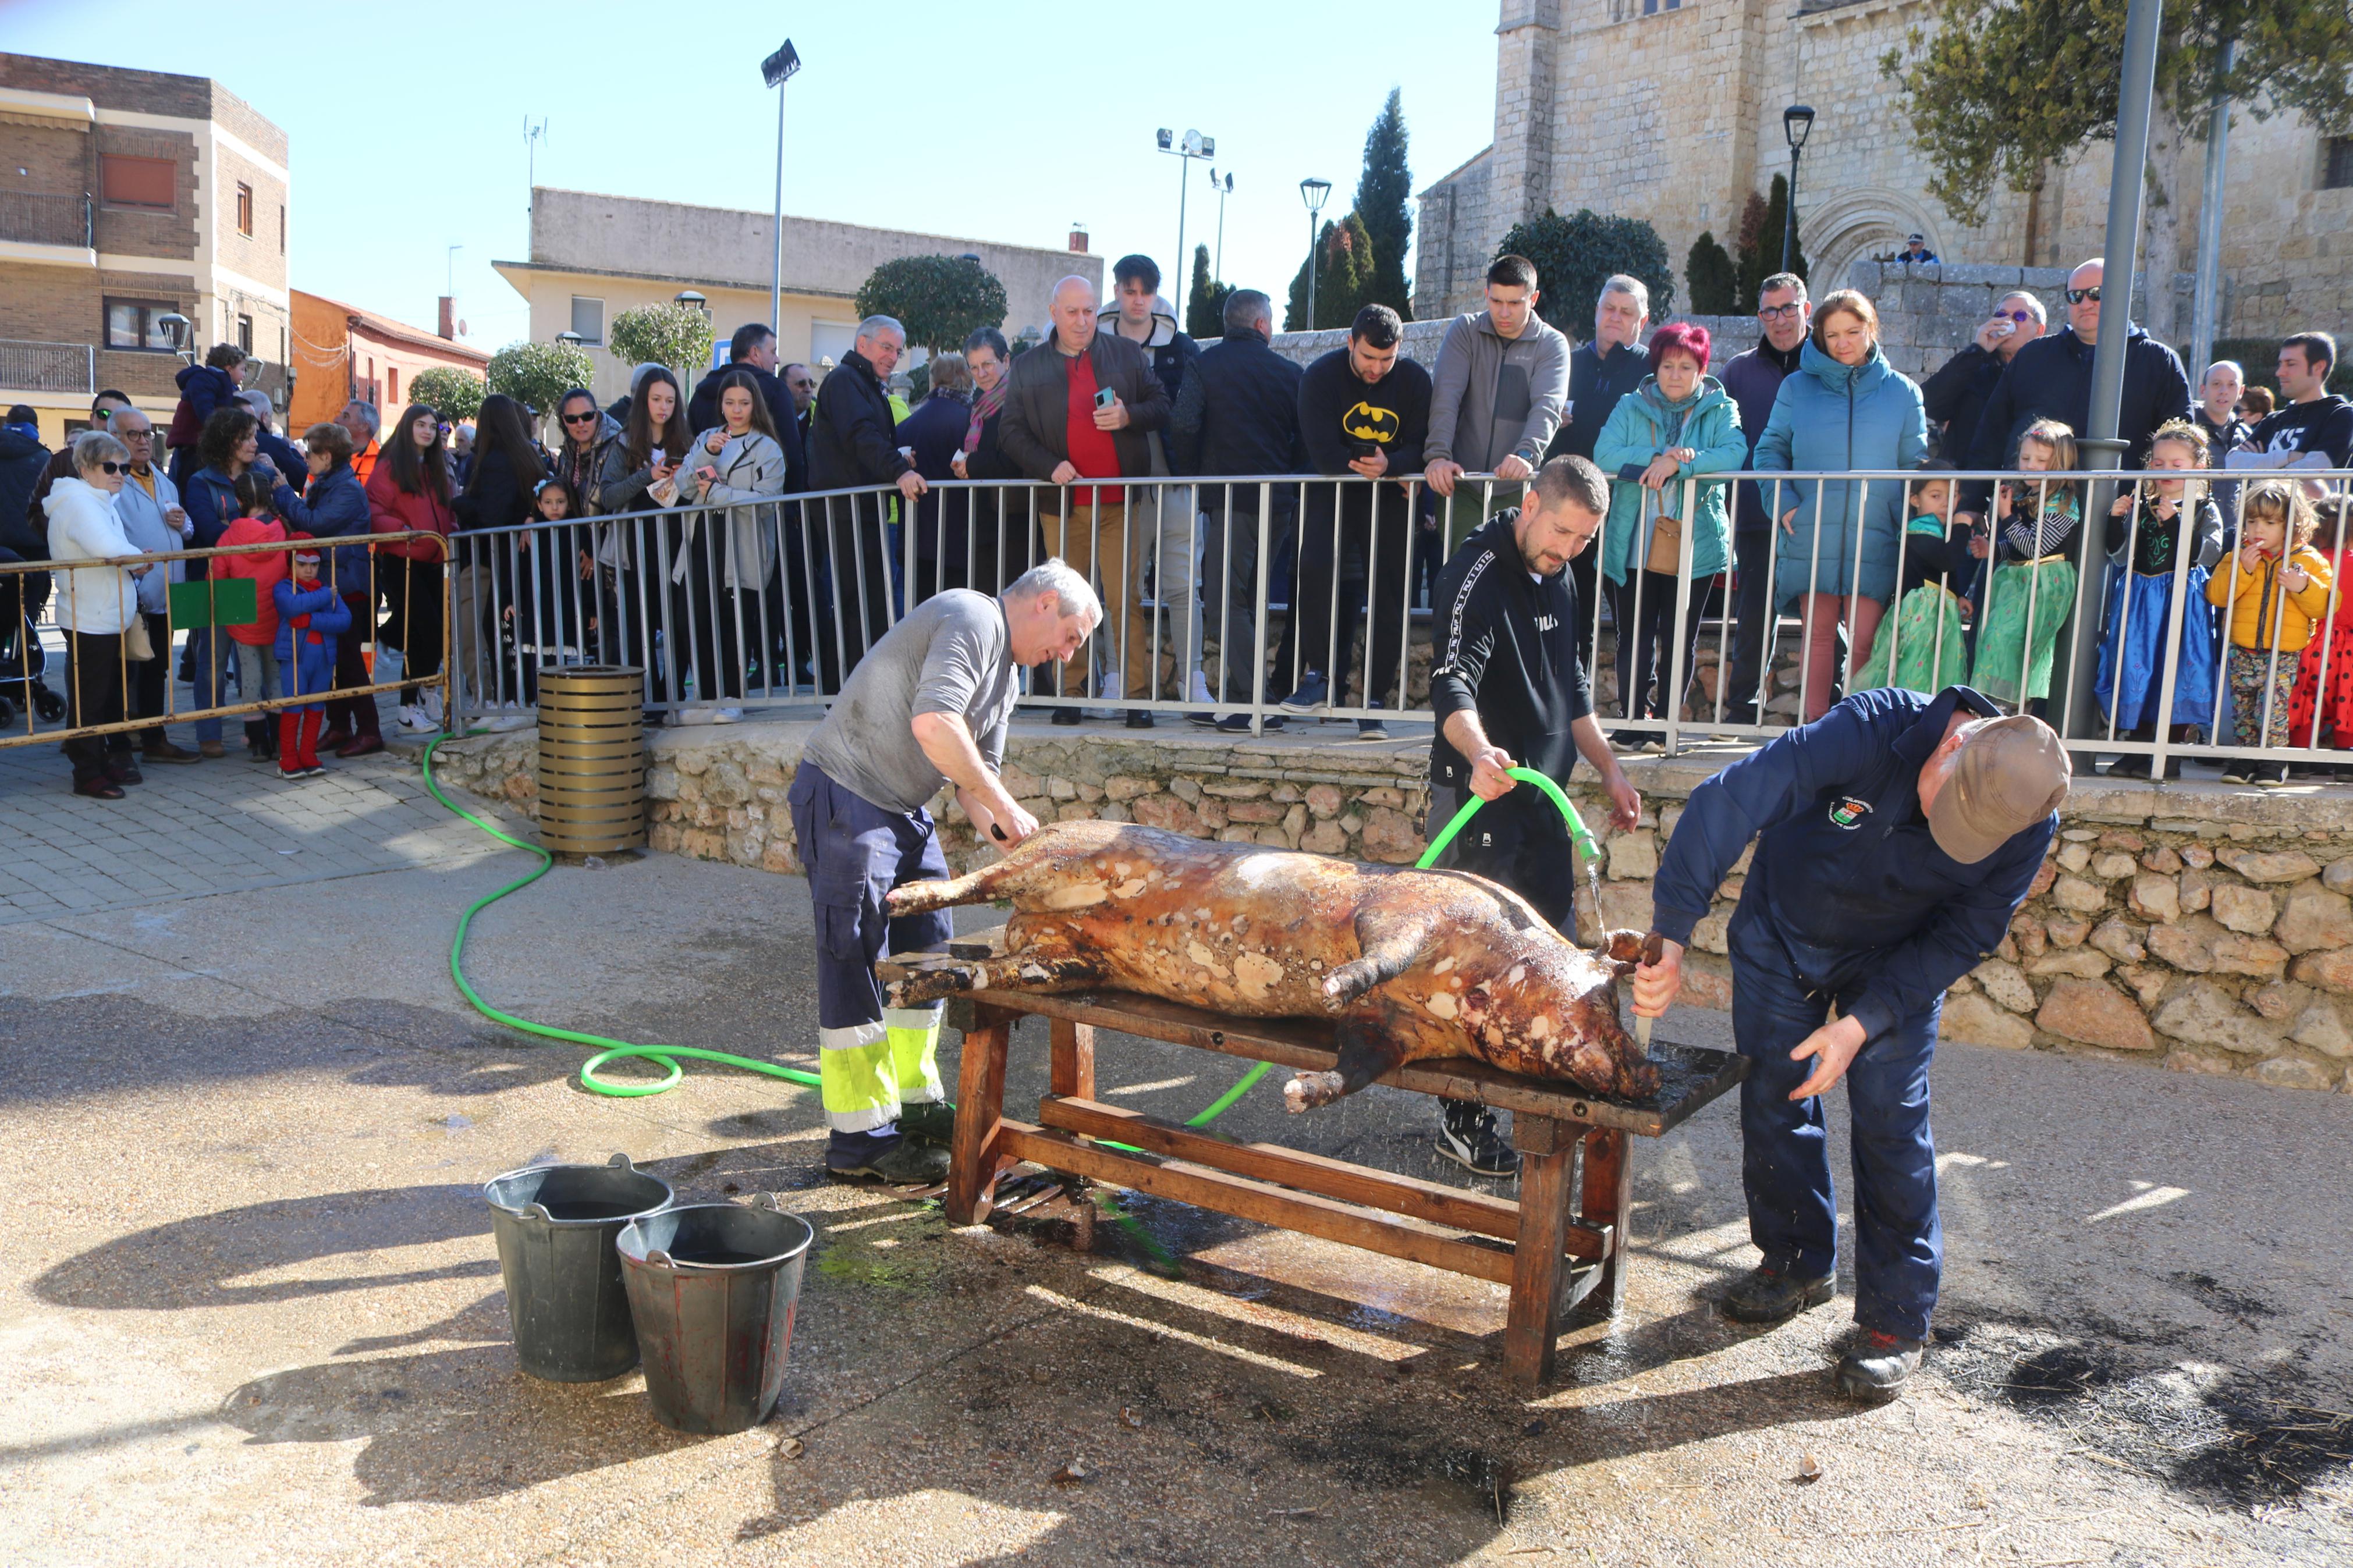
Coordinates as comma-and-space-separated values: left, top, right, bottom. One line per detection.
1752, 290, 1929, 721
1594, 321, 1747, 734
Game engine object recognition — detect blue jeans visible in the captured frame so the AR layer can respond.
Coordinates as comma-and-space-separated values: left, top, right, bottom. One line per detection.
1726, 902, 1943, 1341
187, 625, 234, 744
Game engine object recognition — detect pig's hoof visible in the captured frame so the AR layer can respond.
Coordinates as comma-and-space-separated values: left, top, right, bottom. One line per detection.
1283, 1071, 1345, 1113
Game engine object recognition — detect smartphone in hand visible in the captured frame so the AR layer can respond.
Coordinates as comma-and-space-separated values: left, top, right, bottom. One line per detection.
1094, 387, 1117, 411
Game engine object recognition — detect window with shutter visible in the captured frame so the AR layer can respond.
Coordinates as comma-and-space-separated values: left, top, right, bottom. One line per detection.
99, 155, 176, 210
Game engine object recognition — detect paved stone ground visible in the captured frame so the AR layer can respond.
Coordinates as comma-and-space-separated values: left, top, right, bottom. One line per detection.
0, 690, 496, 924
0, 791, 2347, 1566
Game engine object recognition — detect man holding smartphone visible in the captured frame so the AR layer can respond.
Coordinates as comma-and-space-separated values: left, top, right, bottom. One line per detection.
998, 276, 1171, 727
1279, 303, 1432, 737
1922, 291, 2045, 467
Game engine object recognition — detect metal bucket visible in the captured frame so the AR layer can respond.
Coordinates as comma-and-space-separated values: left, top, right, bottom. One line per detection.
617, 1195, 816, 1434
484, 1153, 673, 1382
536, 665, 645, 855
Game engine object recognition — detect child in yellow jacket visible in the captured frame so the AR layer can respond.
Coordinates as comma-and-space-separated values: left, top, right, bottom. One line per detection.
2209, 479, 2332, 784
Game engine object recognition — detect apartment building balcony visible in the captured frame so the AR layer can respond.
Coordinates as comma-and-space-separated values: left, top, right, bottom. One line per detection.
0, 190, 96, 265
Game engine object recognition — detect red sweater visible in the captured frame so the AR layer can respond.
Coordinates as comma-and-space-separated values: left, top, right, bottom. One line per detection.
1062, 353, 1124, 507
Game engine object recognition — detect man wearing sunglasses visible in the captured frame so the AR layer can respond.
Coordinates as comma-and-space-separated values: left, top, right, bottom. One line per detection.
1923, 291, 2044, 468
1961, 258, 2190, 520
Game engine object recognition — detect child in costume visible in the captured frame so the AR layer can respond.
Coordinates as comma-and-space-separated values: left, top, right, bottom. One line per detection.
2095, 419, 2222, 778
272, 536, 353, 778
1852, 461, 1971, 695
1971, 418, 2082, 714
2210, 481, 2331, 787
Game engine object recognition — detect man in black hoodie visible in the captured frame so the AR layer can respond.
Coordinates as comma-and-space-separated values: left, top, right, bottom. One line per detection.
1169, 289, 1303, 724
1424, 454, 1642, 1175
1277, 303, 1431, 738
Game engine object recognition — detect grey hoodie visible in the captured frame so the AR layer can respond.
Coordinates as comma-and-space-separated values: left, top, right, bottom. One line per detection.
1422, 309, 1571, 473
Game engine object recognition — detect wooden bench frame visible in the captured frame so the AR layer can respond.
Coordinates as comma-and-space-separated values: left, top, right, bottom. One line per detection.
888, 939, 1744, 1391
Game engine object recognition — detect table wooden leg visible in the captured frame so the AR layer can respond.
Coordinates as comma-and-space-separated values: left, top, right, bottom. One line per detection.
946, 1006, 1012, 1225
1581, 1126, 1634, 1318
1505, 1114, 1572, 1391
1049, 1018, 1096, 1100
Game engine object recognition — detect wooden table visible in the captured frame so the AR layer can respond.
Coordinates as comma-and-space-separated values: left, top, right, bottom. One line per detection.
879, 932, 1744, 1391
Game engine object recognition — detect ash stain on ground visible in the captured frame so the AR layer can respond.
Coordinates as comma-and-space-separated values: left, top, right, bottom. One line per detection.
1930, 1300, 2353, 1510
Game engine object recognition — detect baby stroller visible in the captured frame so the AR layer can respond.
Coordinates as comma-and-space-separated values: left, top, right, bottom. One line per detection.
0, 554, 66, 730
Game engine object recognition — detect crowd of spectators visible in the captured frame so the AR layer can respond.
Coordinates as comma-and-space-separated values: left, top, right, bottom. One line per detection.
2, 240, 2348, 798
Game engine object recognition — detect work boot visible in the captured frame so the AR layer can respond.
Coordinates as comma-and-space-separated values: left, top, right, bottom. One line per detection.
897, 1100, 958, 1148
1435, 1100, 1519, 1178
1835, 1330, 1926, 1400
1721, 1264, 1836, 1324
826, 1136, 950, 1186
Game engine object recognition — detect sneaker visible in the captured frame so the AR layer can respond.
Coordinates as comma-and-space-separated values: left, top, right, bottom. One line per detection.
1186, 670, 1216, 707
712, 706, 744, 724
2219, 761, 2251, 784
1125, 709, 1154, 730
1720, 1264, 1836, 1324
825, 1136, 951, 1186
2255, 761, 2292, 788
1835, 1330, 1926, 1401
1050, 706, 1083, 727
420, 688, 445, 725
672, 705, 717, 727
484, 707, 531, 734
1435, 1101, 1520, 1178
1188, 706, 1223, 727
2105, 752, 2151, 778
897, 1100, 958, 1147
1216, 712, 1283, 733
1357, 701, 1390, 741
1278, 673, 1330, 714
396, 705, 436, 734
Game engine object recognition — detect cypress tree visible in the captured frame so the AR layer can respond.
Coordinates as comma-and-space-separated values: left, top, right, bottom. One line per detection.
1684, 232, 1738, 314
1186, 244, 1222, 339
1353, 87, 1414, 318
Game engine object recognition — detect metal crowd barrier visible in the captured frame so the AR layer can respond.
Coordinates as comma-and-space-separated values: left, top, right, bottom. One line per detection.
0, 530, 445, 751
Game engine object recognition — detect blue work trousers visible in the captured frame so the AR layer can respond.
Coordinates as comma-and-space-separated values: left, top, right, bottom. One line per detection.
1726, 904, 1943, 1341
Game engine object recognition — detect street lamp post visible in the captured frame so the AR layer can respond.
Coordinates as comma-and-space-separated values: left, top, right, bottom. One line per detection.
761, 40, 801, 337
1781, 105, 1815, 275
1156, 129, 1215, 298
1299, 177, 1333, 328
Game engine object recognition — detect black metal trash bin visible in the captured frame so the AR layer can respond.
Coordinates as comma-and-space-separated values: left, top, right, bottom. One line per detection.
618, 1194, 815, 1434
484, 1153, 673, 1382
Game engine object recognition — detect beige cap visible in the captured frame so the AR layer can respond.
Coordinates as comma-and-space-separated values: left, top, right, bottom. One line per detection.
1929, 714, 2071, 864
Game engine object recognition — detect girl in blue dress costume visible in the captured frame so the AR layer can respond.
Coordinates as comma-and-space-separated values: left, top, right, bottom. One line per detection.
2094, 419, 2220, 777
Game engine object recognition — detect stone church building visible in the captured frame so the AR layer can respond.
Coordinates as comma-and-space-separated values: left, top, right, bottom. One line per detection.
1415, 0, 2351, 343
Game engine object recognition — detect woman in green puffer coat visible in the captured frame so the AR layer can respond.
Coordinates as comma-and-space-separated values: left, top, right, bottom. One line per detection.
1594, 321, 1748, 735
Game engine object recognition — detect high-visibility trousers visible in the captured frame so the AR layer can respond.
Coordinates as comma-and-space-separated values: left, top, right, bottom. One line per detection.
786, 760, 952, 1135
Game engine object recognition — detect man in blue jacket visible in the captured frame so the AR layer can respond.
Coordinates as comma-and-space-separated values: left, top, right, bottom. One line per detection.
1632, 687, 2068, 1398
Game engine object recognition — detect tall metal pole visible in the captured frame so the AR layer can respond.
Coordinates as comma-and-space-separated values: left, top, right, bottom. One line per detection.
2061, 0, 2166, 742
1174, 158, 1190, 314
2189, 37, 2237, 387
1306, 209, 1319, 330
1781, 146, 1800, 274
770, 84, 787, 334
1214, 175, 1229, 283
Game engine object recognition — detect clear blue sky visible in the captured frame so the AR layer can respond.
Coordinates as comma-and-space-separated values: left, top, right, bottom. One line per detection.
11, 1, 1499, 347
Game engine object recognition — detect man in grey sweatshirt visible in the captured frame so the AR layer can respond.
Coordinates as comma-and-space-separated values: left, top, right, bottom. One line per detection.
1422, 253, 1571, 547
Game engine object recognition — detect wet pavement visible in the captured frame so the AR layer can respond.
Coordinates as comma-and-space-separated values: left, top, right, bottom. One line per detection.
0, 817, 2347, 1566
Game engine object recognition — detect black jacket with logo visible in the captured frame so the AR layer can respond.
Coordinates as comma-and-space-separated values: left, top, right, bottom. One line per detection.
1298, 347, 1430, 527
1426, 510, 1591, 793
2249, 395, 2353, 470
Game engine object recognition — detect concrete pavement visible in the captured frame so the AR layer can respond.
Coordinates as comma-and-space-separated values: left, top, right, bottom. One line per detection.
0, 778, 2347, 1565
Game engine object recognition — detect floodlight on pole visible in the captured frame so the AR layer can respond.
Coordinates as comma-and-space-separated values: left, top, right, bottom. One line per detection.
1209, 169, 1235, 283
1156, 128, 1215, 312
761, 38, 801, 336
1300, 177, 1333, 328
1780, 105, 1815, 275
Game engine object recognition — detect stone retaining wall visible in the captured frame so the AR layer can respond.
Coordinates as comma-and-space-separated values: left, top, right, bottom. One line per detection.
434, 724, 2353, 1097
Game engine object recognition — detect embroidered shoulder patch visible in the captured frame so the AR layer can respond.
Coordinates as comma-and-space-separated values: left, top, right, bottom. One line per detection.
1827, 796, 1873, 829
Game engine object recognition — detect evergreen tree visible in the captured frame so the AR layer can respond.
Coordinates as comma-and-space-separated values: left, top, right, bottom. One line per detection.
1733, 177, 1807, 312
1285, 216, 1373, 331
1493, 208, 1675, 342
1353, 87, 1414, 318
1185, 244, 1233, 339
1731, 191, 1772, 312
1685, 232, 1738, 314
